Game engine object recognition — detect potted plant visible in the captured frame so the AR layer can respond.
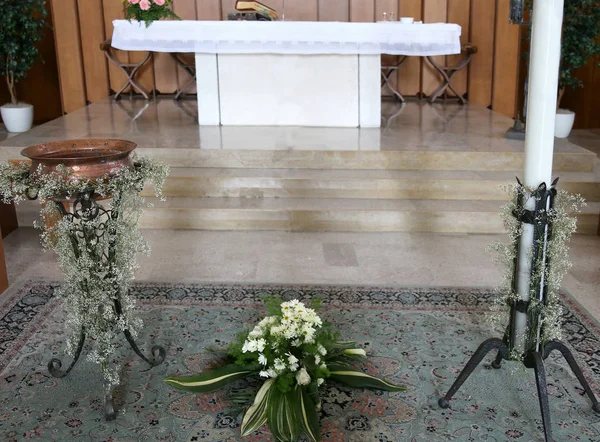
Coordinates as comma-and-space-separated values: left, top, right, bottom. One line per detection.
0, 0, 47, 133
555, 0, 600, 138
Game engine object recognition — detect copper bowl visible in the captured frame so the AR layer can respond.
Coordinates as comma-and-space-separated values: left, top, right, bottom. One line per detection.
21, 139, 137, 181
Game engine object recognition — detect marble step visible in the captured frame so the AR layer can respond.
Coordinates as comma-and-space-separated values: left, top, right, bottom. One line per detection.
143, 168, 600, 202
139, 148, 596, 172
135, 197, 600, 234
15, 197, 598, 234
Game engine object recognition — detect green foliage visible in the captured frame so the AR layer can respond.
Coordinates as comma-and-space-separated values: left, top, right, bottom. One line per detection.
559, 0, 600, 92
164, 364, 260, 393
0, 0, 48, 104
122, 0, 180, 27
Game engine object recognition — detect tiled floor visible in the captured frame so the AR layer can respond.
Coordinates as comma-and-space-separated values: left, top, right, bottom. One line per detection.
4, 228, 600, 323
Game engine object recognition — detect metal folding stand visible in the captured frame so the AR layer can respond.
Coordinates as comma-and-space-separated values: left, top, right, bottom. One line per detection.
101, 39, 153, 100
381, 56, 408, 102
438, 180, 600, 442
170, 53, 197, 100
42, 191, 166, 421
426, 44, 477, 104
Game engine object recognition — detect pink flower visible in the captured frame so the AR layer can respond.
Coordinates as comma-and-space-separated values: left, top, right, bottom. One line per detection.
139, 0, 151, 10
154, 0, 166, 5
128, 0, 140, 4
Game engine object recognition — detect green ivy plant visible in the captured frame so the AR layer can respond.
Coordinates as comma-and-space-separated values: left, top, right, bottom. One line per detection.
0, 0, 48, 105
558, 0, 600, 107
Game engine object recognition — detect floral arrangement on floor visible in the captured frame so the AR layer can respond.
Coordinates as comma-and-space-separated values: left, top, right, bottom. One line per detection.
122, 0, 180, 27
0, 158, 169, 386
165, 297, 405, 441
488, 180, 585, 361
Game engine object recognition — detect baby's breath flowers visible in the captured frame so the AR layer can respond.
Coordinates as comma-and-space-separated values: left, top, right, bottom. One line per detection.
166, 297, 405, 442
0, 157, 168, 387
488, 181, 584, 360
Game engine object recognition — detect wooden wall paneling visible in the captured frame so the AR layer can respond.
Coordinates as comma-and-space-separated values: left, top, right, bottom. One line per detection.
491, 0, 520, 118
561, 63, 595, 129
446, 0, 469, 98
102, 0, 131, 94
468, 0, 495, 108
422, 0, 448, 97
397, 0, 422, 96
376, 0, 399, 96
221, 0, 236, 18
51, 0, 87, 114
77, 0, 110, 103
173, 0, 199, 94
350, 0, 375, 22
588, 61, 600, 128
318, 0, 349, 22
285, 0, 318, 21
196, 0, 223, 19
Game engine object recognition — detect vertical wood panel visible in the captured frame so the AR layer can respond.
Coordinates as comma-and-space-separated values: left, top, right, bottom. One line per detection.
77, 0, 110, 103
196, 0, 222, 19
376, 0, 399, 95
174, 0, 199, 93
51, 0, 87, 113
398, 0, 422, 96
446, 0, 469, 98
102, 0, 129, 94
221, 0, 236, 18
350, 0, 375, 22
422, 0, 447, 97
492, 0, 520, 117
469, 0, 495, 108
285, 0, 318, 21
319, 0, 349, 21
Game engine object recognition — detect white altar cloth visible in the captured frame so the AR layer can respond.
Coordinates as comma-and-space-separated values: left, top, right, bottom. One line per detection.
111, 20, 461, 127
111, 20, 461, 56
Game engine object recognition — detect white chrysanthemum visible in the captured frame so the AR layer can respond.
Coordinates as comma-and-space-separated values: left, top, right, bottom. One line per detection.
317, 344, 327, 356
296, 367, 311, 386
258, 354, 268, 365
259, 370, 270, 378
317, 378, 324, 386
274, 358, 286, 372
256, 338, 266, 352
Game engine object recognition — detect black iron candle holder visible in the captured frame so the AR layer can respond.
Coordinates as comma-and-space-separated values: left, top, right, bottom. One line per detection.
438, 179, 600, 442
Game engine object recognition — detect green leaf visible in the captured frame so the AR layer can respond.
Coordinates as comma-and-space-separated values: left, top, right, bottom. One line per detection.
298, 386, 321, 442
164, 364, 258, 393
328, 364, 406, 392
267, 386, 301, 442
241, 379, 274, 437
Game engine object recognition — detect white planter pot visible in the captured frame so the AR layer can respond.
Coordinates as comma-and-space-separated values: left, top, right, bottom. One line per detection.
1, 103, 34, 133
554, 109, 575, 139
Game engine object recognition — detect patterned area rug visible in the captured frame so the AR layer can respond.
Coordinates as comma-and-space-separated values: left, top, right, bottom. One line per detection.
1, 281, 600, 441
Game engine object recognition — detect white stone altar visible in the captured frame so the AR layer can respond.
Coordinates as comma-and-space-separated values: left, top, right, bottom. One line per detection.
112, 20, 461, 128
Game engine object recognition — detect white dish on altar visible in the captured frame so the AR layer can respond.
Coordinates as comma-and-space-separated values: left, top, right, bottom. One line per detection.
400, 17, 414, 24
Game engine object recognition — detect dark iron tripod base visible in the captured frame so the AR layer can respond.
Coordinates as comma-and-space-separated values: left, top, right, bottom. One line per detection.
47, 300, 166, 421
438, 337, 600, 442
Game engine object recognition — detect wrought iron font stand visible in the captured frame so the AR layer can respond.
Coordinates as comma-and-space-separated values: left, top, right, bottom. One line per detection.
438, 180, 600, 442
39, 190, 166, 421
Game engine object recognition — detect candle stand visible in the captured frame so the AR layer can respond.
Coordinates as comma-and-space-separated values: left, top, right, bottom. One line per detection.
18, 139, 167, 421
438, 180, 600, 442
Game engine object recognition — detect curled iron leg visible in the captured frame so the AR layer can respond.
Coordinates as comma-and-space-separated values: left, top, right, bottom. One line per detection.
123, 329, 165, 367
533, 351, 552, 442
438, 338, 507, 408
48, 329, 86, 378
544, 341, 600, 413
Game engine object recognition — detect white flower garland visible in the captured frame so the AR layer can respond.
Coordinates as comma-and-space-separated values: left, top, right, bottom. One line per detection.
0, 157, 169, 386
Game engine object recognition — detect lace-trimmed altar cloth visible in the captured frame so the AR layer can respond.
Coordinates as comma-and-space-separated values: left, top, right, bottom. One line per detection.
111, 20, 461, 56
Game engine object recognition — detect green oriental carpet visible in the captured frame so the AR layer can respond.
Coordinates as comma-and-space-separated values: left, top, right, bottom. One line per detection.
0, 280, 599, 441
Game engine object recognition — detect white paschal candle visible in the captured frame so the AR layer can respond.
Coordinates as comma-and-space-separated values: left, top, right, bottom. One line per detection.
514, 0, 564, 354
